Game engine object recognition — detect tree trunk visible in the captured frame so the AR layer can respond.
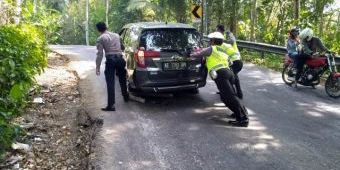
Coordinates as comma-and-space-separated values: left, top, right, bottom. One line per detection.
319, 12, 324, 37
338, 12, 340, 32
294, 0, 300, 21
250, 0, 257, 41
230, 0, 238, 34
105, 0, 109, 26
85, 0, 89, 45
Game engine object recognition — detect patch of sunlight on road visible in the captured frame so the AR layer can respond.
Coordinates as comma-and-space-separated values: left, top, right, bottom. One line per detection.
228, 114, 281, 152
194, 106, 227, 114
194, 108, 209, 114
128, 161, 154, 169
255, 134, 274, 140
246, 108, 267, 131
307, 111, 323, 117
256, 88, 268, 92
69, 60, 95, 79
188, 123, 200, 131
253, 143, 268, 150
314, 104, 340, 115
213, 102, 225, 107
102, 121, 137, 144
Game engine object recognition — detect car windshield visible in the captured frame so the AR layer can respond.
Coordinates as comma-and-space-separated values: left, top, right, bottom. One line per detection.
139, 28, 201, 51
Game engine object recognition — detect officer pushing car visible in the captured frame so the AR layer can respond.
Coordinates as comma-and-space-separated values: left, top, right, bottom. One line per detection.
190, 32, 249, 127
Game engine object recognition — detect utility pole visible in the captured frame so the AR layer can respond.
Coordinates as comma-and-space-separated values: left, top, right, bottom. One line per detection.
202, 0, 208, 35
85, 0, 89, 46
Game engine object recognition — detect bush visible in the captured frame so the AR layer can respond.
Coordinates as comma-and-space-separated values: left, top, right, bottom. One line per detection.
0, 24, 47, 155
241, 50, 283, 72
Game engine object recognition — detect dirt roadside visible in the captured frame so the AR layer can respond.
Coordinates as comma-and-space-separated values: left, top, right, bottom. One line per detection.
0, 53, 101, 170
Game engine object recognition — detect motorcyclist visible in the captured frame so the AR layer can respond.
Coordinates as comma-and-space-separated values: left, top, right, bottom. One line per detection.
293, 28, 331, 88
299, 28, 330, 57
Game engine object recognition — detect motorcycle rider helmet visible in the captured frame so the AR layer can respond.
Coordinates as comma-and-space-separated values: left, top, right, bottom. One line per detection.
299, 28, 313, 41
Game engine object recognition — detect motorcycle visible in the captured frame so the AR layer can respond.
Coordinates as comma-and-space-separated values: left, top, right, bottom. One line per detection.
282, 52, 340, 98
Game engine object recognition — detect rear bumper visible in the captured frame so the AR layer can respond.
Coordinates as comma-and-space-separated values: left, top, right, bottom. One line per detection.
140, 81, 206, 92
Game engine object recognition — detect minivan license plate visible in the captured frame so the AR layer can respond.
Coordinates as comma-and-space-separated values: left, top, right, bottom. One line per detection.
163, 62, 187, 71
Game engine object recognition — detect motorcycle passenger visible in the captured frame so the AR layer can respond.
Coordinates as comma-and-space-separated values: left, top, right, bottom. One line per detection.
286, 27, 300, 82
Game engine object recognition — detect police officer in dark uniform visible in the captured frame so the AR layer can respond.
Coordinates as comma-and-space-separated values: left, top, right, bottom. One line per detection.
190, 32, 249, 127
216, 24, 244, 99
95, 22, 129, 111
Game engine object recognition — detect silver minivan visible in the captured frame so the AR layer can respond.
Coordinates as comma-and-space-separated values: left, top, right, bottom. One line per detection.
119, 22, 207, 93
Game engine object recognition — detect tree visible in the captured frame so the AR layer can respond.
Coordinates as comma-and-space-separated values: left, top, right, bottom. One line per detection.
85, 0, 89, 45
294, 0, 300, 20
250, 0, 257, 41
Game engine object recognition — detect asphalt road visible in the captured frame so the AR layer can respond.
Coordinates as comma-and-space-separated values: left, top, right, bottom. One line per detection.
50, 45, 340, 170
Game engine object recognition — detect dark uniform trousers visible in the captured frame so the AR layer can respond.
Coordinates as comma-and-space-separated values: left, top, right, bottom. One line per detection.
104, 54, 128, 107
231, 60, 243, 99
214, 68, 248, 121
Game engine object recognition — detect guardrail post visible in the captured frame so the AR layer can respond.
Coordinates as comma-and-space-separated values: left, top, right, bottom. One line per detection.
260, 51, 265, 59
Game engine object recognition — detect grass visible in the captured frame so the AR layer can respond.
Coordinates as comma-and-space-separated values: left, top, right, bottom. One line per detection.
241, 50, 284, 72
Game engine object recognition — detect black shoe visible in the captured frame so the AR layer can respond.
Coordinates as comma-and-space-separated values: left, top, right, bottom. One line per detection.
123, 94, 129, 102
229, 113, 236, 118
101, 106, 116, 111
228, 119, 249, 127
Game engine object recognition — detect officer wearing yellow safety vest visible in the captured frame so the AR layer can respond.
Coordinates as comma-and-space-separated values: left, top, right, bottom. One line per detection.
190, 32, 249, 127
217, 24, 244, 99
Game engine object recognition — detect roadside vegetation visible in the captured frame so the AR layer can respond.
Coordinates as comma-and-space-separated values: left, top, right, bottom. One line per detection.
0, 24, 47, 155
241, 51, 283, 72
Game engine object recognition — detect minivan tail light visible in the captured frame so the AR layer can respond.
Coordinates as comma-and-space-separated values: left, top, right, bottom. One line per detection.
135, 50, 160, 68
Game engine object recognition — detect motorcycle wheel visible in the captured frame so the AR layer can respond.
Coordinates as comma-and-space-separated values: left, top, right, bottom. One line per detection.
325, 75, 340, 98
282, 64, 294, 86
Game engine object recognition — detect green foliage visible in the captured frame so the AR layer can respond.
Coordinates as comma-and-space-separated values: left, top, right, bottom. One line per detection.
0, 24, 47, 155
241, 50, 283, 72
0, 120, 22, 155
21, 0, 63, 44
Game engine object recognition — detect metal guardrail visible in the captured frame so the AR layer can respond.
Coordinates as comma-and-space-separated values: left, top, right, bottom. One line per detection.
202, 35, 287, 57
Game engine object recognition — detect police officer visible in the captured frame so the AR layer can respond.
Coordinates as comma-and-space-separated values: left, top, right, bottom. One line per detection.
216, 24, 244, 99
95, 22, 129, 111
190, 32, 249, 127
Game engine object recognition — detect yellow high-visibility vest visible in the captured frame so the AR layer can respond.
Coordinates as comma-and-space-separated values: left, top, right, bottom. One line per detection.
224, 33, 240, 54
206, 45, 230, 73
221, 43, 241, 61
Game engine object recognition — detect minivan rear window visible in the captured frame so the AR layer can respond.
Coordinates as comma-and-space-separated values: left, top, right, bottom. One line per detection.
139, 28, 200, 51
